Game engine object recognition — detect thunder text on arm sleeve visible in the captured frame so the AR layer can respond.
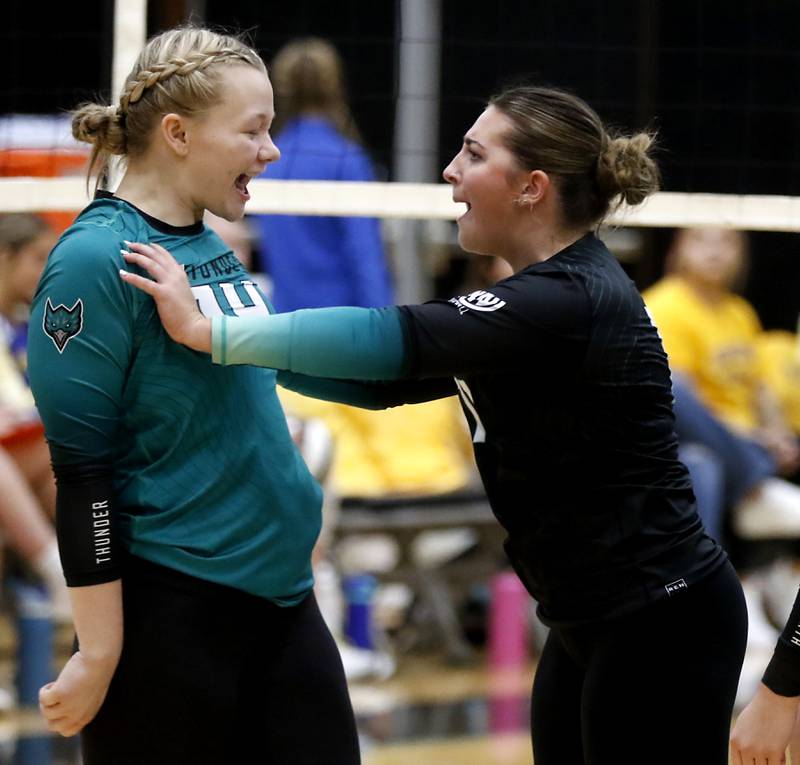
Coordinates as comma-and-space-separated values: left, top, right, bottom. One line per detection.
28, 228, 135, 586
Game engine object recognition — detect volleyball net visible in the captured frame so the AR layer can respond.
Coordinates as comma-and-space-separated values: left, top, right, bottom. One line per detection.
2, 120, 798, 317
2, 174, 800, 232
1, 114, 798, 233
3, 0, 800, 235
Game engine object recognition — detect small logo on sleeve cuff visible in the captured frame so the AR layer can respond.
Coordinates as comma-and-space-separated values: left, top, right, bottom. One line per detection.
43, 298, 84, 353
450, 290, 507, 314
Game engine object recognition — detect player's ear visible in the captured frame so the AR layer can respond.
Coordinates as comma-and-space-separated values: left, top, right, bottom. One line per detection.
517, 170, 550, 210
160, 113, 190, 158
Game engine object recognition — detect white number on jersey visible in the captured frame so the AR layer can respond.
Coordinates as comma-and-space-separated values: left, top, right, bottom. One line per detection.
190, 281, 271, 318
455, 377, 486, 443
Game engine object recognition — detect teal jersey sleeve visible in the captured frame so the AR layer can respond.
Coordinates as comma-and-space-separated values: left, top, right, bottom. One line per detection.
28, 225, 137, 466
212, 306, 407, 380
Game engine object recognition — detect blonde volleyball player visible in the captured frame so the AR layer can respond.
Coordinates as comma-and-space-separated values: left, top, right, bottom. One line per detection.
28, 26, 359, 764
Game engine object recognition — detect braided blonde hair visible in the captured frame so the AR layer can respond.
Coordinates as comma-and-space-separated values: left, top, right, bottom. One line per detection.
72, 27, 266, 187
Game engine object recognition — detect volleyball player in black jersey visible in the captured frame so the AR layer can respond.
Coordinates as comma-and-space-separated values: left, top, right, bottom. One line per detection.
121, 85, 747, 765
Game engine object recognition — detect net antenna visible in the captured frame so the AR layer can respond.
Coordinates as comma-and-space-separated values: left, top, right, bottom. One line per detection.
106, 0, 148, 189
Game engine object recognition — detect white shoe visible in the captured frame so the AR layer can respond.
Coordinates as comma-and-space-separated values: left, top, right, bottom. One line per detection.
337, 642, 395, 682
374, 582, 414, 631
734, 478, 800, 539
337, 534, 400, 574
410, 528, 479, 569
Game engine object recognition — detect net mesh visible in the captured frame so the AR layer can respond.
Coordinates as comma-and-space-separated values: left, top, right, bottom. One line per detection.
0, 0, 798, 328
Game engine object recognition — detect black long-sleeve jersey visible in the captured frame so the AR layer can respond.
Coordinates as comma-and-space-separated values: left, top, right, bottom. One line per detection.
400, 233, 725, 627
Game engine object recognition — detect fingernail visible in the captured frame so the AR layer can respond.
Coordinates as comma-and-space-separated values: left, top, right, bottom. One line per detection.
121, 249, 131, 256
123, 240, 134, 246
119, 269, 128, 277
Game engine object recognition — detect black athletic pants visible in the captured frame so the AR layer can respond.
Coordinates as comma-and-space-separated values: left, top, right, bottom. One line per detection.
81, 555, 360, 765
531, 559, 747, 765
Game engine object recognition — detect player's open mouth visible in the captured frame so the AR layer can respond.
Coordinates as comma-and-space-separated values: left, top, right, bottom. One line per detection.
457, 202, 472, 222
235, 174, 251, 201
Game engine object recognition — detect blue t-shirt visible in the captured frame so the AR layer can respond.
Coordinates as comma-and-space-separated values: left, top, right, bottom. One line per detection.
255, 116, 393, 311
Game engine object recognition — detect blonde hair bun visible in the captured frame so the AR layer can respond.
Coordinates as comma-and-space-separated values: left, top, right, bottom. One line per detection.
72, 104, 126, 155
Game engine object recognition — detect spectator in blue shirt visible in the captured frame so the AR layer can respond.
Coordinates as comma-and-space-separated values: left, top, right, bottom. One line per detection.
254, 38, 393, 311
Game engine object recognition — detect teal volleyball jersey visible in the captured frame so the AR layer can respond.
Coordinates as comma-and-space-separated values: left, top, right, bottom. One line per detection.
28, 195, 322, 603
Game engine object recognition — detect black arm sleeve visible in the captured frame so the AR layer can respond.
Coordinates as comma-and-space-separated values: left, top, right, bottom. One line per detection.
277, 371, 457, 409
762, 588, 800, 696
54, 463, 121, 587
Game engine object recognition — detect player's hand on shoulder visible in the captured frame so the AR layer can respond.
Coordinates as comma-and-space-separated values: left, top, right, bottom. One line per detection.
38, 650, 116, 737
119, 241, 212, 353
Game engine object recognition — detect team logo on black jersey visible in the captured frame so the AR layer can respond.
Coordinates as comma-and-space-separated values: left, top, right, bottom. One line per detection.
43, 298, 83, 353
450, 290, 507, 314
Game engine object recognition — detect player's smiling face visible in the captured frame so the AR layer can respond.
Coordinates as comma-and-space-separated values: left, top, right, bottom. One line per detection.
442, 106, 532, 257
184, 64, 280, 222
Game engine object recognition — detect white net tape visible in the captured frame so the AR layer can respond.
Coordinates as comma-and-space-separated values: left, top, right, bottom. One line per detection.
1, 177, 800, 231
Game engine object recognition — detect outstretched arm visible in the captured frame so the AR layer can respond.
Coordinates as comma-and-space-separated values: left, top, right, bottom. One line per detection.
119, 242, 408, 380
120, 240, 590, 382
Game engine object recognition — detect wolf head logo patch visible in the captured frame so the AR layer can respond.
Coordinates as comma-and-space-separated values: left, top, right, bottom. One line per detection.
43, 298, 83, 353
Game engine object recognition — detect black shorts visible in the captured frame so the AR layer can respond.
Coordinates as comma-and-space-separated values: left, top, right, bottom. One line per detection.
81, 555, 360, 765
531, 559, 747, 765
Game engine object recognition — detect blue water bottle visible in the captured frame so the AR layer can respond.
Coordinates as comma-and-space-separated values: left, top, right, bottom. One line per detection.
343, 573, 377, 649
10, 581, 54, 707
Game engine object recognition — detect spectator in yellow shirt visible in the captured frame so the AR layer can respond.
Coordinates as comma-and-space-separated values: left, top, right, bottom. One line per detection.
645, 227, 798, 470
758, 330, 800, 438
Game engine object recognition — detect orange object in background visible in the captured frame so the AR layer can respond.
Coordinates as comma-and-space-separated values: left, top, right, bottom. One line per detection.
0, 419, 45, 448
0, 148, 89, 233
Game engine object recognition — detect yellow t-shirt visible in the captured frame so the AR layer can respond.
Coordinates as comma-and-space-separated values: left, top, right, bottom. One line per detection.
643, 276, 763, 431
277, 389, 474, 498
757, 330, 800, 434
